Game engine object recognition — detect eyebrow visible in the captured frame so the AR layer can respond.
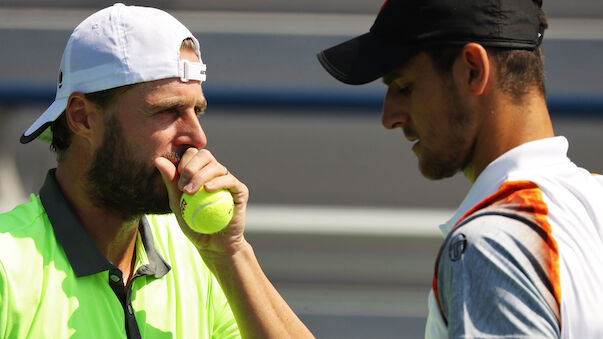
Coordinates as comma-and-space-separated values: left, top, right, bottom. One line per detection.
146, 98, 207, 113
382, 70, 404, 86
382, 74, 395, 85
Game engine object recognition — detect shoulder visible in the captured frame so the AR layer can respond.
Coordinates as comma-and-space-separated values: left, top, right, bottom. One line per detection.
0, 196, 66, 322
0, 195, 55, 267
0, 195, 47, 234
438, 212, 559, 292
447, 212, 548, 250
437, 213, 548, 288
435, 213, 560, 337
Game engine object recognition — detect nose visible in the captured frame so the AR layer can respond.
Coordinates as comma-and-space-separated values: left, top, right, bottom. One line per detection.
177, 109, 207, 150
381, 85, 410, 130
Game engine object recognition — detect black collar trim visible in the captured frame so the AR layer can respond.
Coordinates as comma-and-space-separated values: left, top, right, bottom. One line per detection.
40, 169, 170, 278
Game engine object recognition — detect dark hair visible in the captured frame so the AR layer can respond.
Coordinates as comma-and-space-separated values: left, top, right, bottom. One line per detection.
425, 8, 548, 101
50, 85, 131, 157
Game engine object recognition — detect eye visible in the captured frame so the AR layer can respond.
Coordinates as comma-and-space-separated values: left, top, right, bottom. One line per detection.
158, 108, 177, 115
394, 80, 413, 95
194, 106, 205, 116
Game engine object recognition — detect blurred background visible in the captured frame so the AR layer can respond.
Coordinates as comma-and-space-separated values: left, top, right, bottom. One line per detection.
1, 1, 602, 337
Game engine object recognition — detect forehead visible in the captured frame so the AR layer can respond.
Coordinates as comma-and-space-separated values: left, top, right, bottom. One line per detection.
136, 77, 202, 97
137, 77, 199, 92
109, 78, 205, 114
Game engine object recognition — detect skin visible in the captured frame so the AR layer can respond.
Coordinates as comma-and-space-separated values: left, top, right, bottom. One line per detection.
381, 43, 555, 183
56, 48, 314, 338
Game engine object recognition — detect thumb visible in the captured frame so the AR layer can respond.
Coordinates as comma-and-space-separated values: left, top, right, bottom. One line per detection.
154, 157, 181, 212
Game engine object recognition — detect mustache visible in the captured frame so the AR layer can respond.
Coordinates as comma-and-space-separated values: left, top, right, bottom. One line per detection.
161, 151, 184, 165
403, 126, 419, 141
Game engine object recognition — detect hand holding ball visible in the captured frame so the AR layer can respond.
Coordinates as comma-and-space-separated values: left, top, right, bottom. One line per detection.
180, 188, 234, 234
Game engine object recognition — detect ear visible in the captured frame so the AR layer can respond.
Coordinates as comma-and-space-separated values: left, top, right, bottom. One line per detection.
65, 92, 102, 142
458, 43, 490, 95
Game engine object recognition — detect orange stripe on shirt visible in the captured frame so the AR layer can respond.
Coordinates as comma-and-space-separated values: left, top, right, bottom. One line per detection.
433, 181, 561, 326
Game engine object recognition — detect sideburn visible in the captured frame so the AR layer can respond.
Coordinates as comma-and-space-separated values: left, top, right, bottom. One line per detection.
86, 115, 171, 221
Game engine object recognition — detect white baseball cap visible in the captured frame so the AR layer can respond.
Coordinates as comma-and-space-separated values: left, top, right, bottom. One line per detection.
20, 3, 207, 144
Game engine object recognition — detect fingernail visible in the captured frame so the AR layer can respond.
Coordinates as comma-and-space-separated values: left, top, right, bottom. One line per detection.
183, 183, 195, 194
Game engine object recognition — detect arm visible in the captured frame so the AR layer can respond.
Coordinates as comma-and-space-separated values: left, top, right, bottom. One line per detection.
436, 214, 560, 338
203, 241, 313, 338
155, 149, 314, 339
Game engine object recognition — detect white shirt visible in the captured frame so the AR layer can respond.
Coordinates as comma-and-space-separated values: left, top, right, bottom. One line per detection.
425, 137, 603, 338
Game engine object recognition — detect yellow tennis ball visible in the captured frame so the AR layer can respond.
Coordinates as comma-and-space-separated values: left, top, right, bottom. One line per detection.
179, 188, 234, 234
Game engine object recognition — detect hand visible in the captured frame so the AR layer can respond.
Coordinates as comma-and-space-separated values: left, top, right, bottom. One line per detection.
154, 148, 249, 257
157, 150, 314, 339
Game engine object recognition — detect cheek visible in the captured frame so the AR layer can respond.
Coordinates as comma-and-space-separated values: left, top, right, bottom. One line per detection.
121, 132, 161, 164
147, 129, 181, 159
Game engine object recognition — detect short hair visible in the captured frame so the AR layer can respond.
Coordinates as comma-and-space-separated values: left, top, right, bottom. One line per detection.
51, 38, 198, 160
50, 85, 132, 159
424, 8, 548, 101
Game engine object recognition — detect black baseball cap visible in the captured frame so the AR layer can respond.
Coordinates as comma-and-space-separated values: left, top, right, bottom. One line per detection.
317, 0, 545, 85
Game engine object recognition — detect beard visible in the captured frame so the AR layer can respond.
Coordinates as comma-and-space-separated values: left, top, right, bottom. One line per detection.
86, 115, 178, 221
415, 82, 474, 180
417, 137, 472, 180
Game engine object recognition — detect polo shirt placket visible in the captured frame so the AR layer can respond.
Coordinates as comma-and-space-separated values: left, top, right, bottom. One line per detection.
40, 169, 171, 339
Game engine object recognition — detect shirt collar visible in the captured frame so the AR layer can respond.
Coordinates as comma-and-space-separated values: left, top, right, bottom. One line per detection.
439, 136, 570, 236
40, 169, 170, 278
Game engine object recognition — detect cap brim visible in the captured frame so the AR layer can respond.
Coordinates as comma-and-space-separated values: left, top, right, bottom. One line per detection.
20, 98, 68, 144
317, 32, 417, 85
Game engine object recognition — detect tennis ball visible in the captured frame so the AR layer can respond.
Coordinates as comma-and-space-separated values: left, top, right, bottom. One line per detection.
179, 188, 234, 234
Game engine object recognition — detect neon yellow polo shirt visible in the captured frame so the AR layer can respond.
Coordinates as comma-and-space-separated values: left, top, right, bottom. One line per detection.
0, 169, 240, 338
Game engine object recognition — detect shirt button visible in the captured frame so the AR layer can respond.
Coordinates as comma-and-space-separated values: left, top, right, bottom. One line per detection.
110, 274, 121, 283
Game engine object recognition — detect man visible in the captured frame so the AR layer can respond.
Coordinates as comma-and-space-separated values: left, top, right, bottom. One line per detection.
318, 0, 603, 338
0, 4, 313, 338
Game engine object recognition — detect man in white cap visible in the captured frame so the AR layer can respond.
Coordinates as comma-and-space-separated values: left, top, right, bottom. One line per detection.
0, 4, 313, 338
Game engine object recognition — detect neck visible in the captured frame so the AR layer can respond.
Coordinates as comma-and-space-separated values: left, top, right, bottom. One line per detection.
462, 91, 554, 183
55, 163, 139, 281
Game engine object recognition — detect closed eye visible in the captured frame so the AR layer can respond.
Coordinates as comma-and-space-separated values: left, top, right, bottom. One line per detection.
394, 80, 413, 96
158, 107, 178, 115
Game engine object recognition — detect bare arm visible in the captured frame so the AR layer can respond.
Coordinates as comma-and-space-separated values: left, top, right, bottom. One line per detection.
202, 241, 314, 338
155, 149, 314, 338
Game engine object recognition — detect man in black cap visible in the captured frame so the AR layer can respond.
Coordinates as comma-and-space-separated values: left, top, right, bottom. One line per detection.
319, 0, 603, 338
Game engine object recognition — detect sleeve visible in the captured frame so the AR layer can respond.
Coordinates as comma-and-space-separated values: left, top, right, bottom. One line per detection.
436, 214, 560, 338
208, 272, 240, 338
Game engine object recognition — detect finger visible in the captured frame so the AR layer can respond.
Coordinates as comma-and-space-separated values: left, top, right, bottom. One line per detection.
178, 148, 215, 175
177, 148, 204, 184
183, 162, 229, 195
177, 148, 200, 173
154, 157, 181, 211
178, 149, 214, 190
203, 175, 249, 231
203, 174, 248, 201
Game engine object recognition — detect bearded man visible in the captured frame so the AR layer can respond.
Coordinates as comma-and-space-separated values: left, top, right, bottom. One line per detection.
0, 4, 313, 338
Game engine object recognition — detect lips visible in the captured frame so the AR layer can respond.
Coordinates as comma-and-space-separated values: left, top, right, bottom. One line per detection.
411, 140, 421, 152
403, 132, 419, 143
403, 131, 420, 153
160, 151, 183, 166
402, 126, 418, 142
